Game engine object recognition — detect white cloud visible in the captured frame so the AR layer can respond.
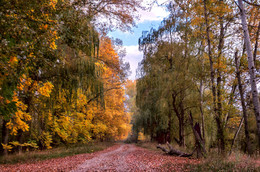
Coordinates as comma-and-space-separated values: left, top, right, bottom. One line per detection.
138, 0, 169, 23
124, 45, 143, 80
116, 1, 169, 80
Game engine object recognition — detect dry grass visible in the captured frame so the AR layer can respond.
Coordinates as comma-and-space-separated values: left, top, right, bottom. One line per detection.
186, 150, 260, 171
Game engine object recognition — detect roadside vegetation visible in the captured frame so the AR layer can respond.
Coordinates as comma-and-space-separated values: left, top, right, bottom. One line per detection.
0, 141, 114, 164
135, 141, 260, 171
187, 153, 260, 172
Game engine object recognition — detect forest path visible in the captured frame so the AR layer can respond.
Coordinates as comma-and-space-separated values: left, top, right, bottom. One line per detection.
72, 144, 149, 172
0, 143, 199, 171
71, 143, 199, 172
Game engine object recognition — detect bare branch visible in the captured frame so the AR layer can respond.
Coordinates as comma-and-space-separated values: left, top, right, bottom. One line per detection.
243, 0, 260, 7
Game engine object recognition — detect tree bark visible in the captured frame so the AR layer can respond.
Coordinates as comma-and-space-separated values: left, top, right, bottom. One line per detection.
203, 0, 217, 116
238, 0, 260, 149
234, 51, 252, 154
203, 0, 225, 153
167, 111, 172, 143
178, 115, 185, 147
172, 93, 185, 147
216, 0, 225, 152
189, 112, 206, 158
253, 21, 260, 69
199, 80, 205, 140
1, 120, 9, 155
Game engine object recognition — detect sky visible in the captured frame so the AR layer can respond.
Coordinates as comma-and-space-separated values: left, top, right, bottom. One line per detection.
108, 0, 169, 80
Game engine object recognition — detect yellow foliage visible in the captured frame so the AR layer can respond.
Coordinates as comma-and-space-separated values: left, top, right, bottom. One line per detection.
38, 81, 54, 97
49, 30, 59, 50
28, 52, 36, 59
93, 123, 107, 139
138, 132, 146, 141
228, 116, 241, 129
9, 56, 18, 64
77, 91, 87, 108
40, 24, 48, 30
50, 41, 57, 50
1, 143, 13, 151
12, 92, 19, 102
40, 131, 52, 149
9, 141, 20, 147
49, 0, 57, 8
7, 92, 31, 135
17, 74, 35, 91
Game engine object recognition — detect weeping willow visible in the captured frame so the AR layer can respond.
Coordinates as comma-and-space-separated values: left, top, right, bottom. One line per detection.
11, 4, 106, 148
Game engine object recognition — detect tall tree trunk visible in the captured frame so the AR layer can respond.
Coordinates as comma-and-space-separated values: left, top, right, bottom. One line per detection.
167, 111, 172, 143
17, 129, 24, 154
238, 0, 260, 149
1, 120, 9, 155
253, 22, 260, 69
17, 86, 32, 154
215, 117, 225, 153
172, 93, 185, 147
234, 51, 252, 154
176, 114, 185, 147
204, 0, 225, 153
178, 115, 185, 147
199, 80, 205, 140
203, 0, 216, 114
216, 0, 225, 152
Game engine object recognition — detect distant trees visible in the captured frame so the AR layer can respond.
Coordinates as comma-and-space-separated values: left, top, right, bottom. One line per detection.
135, 0, 260, 155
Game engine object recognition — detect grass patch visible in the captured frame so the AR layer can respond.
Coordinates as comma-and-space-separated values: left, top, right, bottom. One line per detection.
0, 141, 114, 164
186, 151, 260, 172
187, 159, 260, 172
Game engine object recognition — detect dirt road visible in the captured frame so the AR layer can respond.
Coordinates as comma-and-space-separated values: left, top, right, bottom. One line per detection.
72, 144, 199, 171
0, 144, 199, 172
72, 144, 150, 171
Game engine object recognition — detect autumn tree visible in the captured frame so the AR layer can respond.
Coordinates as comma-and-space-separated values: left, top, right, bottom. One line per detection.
0, 0, 140, 154
135, 0, 260, 156
237, 0, 260, 149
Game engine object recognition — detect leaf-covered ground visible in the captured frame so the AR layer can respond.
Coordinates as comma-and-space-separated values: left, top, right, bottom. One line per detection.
0, 144, 199, 171
1, 144, 259, 172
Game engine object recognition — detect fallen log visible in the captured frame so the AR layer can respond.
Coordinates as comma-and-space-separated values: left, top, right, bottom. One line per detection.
157, 142, 193, 157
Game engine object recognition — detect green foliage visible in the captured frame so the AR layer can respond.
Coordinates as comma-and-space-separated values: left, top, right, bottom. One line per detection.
135, 0, 259, 155
136, 7, 203, 144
